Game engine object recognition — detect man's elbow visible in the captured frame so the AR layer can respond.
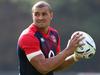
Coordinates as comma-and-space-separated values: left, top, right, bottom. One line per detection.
37, 66, 50, 75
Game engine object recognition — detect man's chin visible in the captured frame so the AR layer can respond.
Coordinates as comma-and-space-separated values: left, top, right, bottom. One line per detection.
36, 23, 45, 27
36, 25, 46, 28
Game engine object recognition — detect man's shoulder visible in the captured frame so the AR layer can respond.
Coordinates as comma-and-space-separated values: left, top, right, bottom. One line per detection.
18, 27, 37, 42
18, 28, 39, 45
21, 25, 37, 36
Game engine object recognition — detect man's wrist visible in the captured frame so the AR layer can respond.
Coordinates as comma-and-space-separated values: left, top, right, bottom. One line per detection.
65, 54, 79, 62
73, 53, 79, 62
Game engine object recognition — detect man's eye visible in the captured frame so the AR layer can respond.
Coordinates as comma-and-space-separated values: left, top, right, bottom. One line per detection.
42, 13, 47, 16
35, 12, 40, 16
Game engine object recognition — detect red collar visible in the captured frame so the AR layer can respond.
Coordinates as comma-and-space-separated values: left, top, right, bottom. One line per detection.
30, 23, 51, 38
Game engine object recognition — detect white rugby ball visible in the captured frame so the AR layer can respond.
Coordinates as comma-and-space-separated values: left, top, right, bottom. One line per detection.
71, 31, 96, 59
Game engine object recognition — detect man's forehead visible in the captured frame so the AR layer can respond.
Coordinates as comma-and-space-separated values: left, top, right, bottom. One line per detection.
33, 7, 50, 13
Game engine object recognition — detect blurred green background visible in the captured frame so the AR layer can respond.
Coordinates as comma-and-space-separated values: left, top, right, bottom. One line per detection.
0, 0, 100, 74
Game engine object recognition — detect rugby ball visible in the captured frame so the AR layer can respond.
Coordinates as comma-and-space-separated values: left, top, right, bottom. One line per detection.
71, 31, 96, 59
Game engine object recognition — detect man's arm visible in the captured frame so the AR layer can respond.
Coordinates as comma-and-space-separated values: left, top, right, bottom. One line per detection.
30, 48, 73, 74
53, 38, 82, 71
53, 53, 80, 71
30, 33, 83, 74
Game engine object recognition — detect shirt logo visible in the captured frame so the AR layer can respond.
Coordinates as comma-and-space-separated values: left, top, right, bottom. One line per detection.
51, 35, 57, 43
40, 38, 45, 42
48, 50, 55, 58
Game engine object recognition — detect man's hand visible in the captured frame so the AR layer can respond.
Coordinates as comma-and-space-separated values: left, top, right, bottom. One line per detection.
66, 32, 84, 55
73, 52, 84, 61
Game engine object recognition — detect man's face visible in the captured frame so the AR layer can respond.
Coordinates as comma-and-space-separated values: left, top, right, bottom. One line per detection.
32, 7, 53, 28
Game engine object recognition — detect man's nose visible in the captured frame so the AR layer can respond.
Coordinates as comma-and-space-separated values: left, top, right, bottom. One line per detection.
38, 15, 43, 20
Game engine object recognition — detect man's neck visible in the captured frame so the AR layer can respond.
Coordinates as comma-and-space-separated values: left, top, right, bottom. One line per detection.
34, 25, 49, 34
37, 27, 49, 34
32, 23, 49, 34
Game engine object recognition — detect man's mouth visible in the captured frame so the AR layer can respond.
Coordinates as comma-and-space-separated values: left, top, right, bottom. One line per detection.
38, 21, 44, 23
37, 20, 46, 23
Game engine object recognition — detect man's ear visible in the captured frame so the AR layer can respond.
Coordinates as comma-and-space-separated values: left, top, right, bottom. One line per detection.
50, 12, 53, 20
32, 13, 34, 18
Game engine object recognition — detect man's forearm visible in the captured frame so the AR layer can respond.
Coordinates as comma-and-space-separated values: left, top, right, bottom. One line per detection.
40, 49, 74, 73
30, 48, 74, 74
54, 54, 77, 71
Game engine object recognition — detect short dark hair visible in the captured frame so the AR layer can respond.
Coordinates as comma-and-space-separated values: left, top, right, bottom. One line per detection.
32, 1, 52, 12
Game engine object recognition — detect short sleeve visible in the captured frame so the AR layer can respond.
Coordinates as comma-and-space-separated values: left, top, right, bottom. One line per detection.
18, 34, 43, 61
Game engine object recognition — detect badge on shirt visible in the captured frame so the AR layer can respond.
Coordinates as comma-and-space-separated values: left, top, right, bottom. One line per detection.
51, 35, 57, 43
40, 38, 45, 42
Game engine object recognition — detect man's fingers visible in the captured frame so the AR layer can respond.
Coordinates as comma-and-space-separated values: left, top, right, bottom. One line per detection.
72, 32, 83, 40
72, 33, 85, 47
